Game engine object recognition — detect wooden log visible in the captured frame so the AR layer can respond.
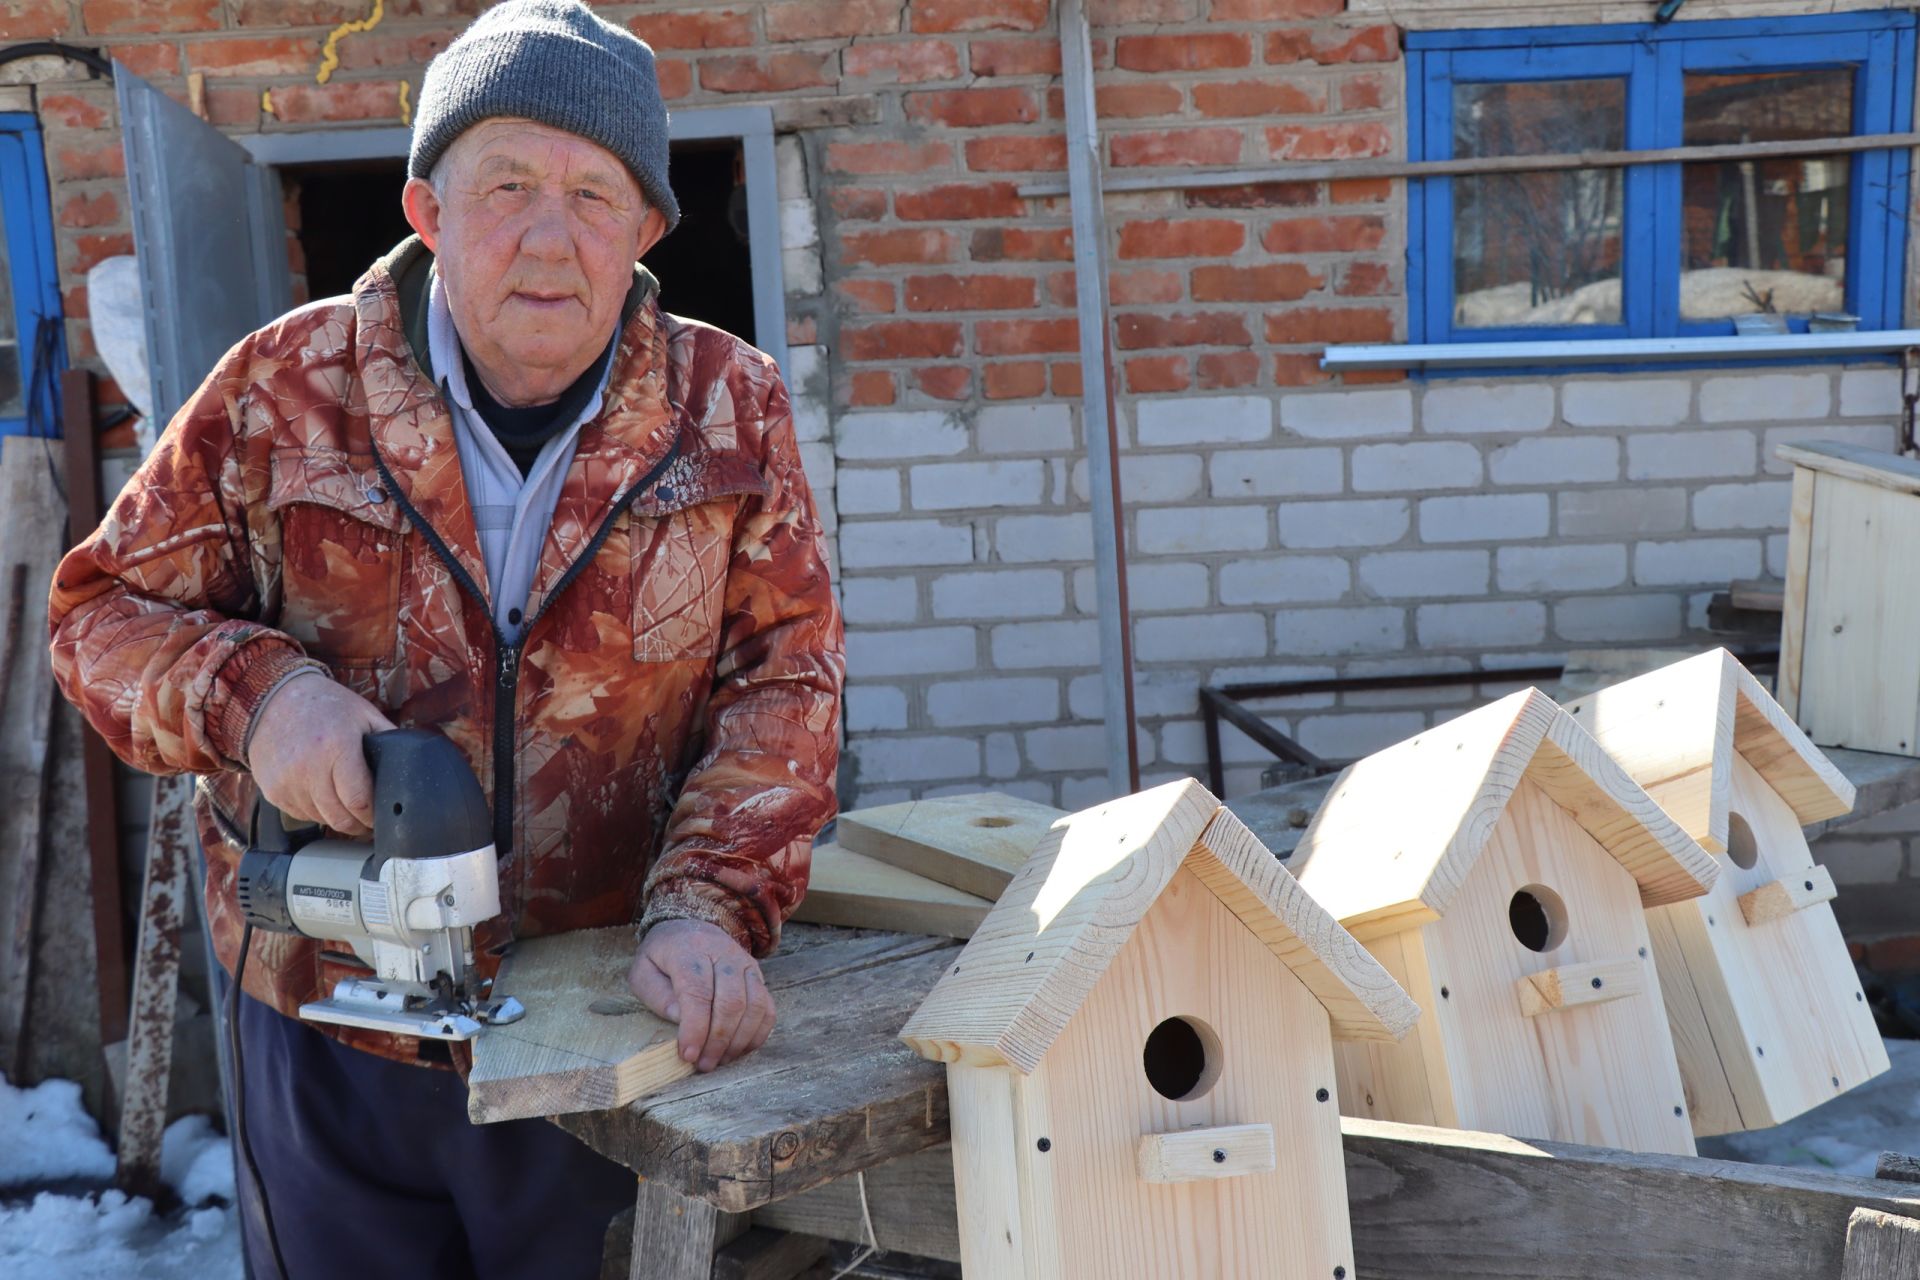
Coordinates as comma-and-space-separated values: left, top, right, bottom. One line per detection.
467, 927, 691, 1124
1841, 1207, 1920, 1280
752, 1119, 1920, 1278
1877, 1151, 1920, 1185
630, 1177, 746, 1280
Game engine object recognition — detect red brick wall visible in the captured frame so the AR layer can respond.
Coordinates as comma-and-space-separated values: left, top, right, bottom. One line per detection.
0, 0, 1407, 407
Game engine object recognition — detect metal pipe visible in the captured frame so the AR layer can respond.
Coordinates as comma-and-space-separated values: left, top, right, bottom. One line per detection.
1018, 130, 1920, 200
1059, 0, 1139, 796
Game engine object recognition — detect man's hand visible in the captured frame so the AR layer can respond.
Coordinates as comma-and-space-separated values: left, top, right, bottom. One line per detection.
627, 919, 775, 1072
247, 672, 396, 838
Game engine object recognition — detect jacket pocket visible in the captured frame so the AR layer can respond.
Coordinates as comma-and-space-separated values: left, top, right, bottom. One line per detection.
266, 448, 406, 668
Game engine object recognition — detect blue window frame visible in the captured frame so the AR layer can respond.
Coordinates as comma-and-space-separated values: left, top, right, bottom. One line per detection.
1407, 13, 1917, 349
0, 113, 63, 437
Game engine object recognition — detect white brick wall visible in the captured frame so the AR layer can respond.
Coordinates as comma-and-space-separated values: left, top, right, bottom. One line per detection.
822, 360, 1891, 808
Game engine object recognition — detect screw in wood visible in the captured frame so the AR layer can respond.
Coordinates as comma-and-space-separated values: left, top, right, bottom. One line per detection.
1036, 1138, 1051, 1153
1673, 1106, 1684, 1117
1638, 947, 1647, 958
1335, 1268, 1347, 1279
1212, 1149, 1227, 1164
1833, 1076, 1841, 1088
1440, 986, 1450, 999
1591, 977, 1603, 989
1805, 880, 1814, 891
1315, 1087, 1330, 1103
1025, 952, 1033, 963
1756, 1045, 1765, 1057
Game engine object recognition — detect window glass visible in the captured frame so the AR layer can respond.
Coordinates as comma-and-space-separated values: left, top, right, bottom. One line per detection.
1452, 78, 1626, 328
1680, 68, 1854, 319
0, 186, 20, 418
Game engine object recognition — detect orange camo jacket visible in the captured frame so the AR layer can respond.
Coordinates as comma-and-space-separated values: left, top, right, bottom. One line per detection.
47, 238, 844, 1066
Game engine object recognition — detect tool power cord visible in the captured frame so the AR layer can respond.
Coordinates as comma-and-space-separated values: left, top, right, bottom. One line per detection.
230, 923, 293, 1280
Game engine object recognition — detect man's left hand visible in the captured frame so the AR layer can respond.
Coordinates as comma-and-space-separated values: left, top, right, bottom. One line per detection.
627, 919, 775, 1072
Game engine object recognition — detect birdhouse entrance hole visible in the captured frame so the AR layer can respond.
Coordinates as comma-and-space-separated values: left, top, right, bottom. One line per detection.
1509, 884, 1569, 953
1143, 1016, 1222, 1101
970, 816, 1015, 828
1726, 812, 1760, 870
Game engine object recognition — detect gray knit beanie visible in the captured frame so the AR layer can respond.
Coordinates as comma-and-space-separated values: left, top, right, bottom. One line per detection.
409, 0, 679, 229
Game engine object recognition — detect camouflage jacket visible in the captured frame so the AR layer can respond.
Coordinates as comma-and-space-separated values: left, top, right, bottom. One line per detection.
48, 238, 843, 1065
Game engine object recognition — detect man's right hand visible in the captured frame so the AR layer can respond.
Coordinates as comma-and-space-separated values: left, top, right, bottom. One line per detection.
247, 672, 396, 837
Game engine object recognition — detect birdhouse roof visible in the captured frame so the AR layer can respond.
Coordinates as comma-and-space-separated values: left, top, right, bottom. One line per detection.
1290, 688, 1718, 942
1563, 648, 1855, 852
898, 780, 1420, 1074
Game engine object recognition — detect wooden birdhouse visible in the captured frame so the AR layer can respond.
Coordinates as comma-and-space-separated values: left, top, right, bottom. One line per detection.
1289, 688, 1719, 1157
900, 779, 1418, 1280
1564, 648, 1887, 1136
1777, 441, 1920, 756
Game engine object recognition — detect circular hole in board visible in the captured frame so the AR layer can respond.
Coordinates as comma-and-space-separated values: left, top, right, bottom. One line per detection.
1143, 1015, 1223, 1102
1726, 811, 1760, 871
1509, 884, 1569, 953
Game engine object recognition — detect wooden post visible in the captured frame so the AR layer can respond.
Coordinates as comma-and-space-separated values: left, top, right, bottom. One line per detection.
630, 1177, 746, 1280
114, 774, 195, 1199
1841, 1208, 1920, 1280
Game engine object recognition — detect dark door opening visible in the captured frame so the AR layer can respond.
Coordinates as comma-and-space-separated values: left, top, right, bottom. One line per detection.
279, 141, 756, 345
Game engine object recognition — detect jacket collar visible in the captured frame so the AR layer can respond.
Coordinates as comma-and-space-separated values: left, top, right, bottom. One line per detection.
354, 238, 686, 624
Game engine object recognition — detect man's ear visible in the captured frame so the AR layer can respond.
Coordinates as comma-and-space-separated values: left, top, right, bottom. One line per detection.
633, 205, 670, 260
401, 177, 444, 253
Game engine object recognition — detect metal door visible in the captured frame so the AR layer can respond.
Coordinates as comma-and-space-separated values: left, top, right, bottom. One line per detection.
116, 65, 292, 424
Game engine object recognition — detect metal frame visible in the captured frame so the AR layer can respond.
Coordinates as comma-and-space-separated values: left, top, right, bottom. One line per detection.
240, 108, 791, 381
1407, 11, 1918, 350
0, 112, 64, 437
1324, 327, 1920, 370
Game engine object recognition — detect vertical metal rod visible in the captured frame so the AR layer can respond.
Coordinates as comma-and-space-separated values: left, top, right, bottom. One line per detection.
62, 369, 131, 1049
1059, 0, 1141, 796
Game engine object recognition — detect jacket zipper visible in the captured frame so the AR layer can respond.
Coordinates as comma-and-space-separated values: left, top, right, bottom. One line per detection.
368, 432, 684, 861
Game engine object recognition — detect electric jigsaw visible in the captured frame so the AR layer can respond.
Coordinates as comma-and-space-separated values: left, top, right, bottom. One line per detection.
236, 728, 527, 1041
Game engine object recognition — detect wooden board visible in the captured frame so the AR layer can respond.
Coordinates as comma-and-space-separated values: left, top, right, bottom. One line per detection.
1291, 688, 1716, 942
1777, 439, 1920, 497
1791, 469, 1920, 755
554, 928, 960, 1214
467, 926, 692, 1124
790, 842, 991, 939
756, 1118, 1920, 1279
951, 866, 1355, 1280
1514, 957, 1643, 1018
1136, 1123, 1277, 1183
836, 792, 1065, 900
1778, 463, 1816, 723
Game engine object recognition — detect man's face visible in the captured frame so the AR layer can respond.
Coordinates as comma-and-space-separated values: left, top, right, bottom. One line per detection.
402, 117, 667, 406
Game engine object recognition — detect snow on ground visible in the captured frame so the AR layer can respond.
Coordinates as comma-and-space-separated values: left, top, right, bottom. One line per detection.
0, 1073, 243, 1280
1699, 1038, 1920, 1177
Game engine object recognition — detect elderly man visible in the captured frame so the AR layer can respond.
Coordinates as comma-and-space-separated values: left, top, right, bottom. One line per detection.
47, 2, 841, 1276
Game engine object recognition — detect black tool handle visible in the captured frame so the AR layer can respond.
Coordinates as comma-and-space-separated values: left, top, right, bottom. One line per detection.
364, 728, 492, 873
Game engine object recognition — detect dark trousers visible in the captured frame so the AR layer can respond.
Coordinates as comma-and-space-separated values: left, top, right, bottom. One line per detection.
232, 993, 636, 1280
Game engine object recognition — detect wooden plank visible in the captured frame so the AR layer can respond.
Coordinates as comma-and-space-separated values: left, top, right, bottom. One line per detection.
1778, 463, 1817, 722
468, 926, 692, 1124
1136, 1123, 1276, 1183
1796, 474, 1920, 755
1841, 1207, 1920, 1280
1728, 579, 1784, 612
899, 780, 1220, 1072
836, 792, 1065, 900
790, 843, 991, 940
1776, 440, 1920, 498
757, 1118, 1920, 1278
1515, 958, 1644, 1018
709, 1228, 827, 1280
1737, 865, 1838, 926
630, 1176, 745, 1280
554, 930, 960, 1214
